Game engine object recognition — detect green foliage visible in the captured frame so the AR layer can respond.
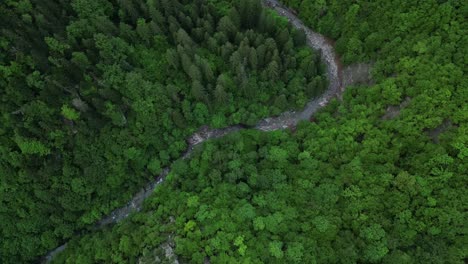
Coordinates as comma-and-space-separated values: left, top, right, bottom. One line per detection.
61, 105, 80, 120
14, 136, 50, 156
52, 120, 466, 263
0, 0, 325, 262
147, 158, 161, 174
1, 0, 466, 263
48, 0, 466, 262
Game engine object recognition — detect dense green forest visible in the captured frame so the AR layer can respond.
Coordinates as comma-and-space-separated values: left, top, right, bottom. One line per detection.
53, 121, 466, 263
0, 0, 327, 262
1, 0, 467, 263
49, 0, 467, 263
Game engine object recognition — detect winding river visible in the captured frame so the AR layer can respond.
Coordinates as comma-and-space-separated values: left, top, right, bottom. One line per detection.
43, 0, 345, 262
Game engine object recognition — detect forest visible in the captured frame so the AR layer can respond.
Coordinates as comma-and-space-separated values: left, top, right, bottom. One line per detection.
0, 0, 327, 262
1, 0, 467, 263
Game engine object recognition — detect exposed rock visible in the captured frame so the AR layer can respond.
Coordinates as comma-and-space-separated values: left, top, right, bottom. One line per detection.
342, 63, 374, 87
426, 119, 453, 143
381, 97, 411, 120
42, 244, 67, 264
138, 244, 179, 264
71, 98, 89, 112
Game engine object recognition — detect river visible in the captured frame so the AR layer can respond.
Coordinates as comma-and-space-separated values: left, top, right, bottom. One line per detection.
43, 0, 346, 262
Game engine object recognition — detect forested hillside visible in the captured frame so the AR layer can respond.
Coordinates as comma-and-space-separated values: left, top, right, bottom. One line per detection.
0, 0, 327, 262
2, 0, 467, 263
48, 0, 467, 263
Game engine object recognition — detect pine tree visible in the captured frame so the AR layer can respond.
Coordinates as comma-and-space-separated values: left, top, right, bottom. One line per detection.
200, 59, 214, 84
188, 64, 202, 82
221, 42, 235, 61
217, 16, 236, 41
118, 0, 139, 23
274, 94, 288, 110
147, 0, 165, 25
238, 38, 251, 59
202, 17, 215, 36
304, 60, 317, 79
176, 28, 193, 47
191, 81, 207, 102
237, 0, 262, 29
166, 84, 181, 102
257, 9, 276, 34
249, 47, 258, 70
214, 84, 228, 105
148, 21, 162, 35
179, 49, 193, 76
178, 12, 193, 30
292, 28, 307, 46
267, 61, 279, 81
192, 27, 204, 43
136, 18, 151, 45
166, 49, 180, 70
276, 28, 290, 48
93, 16, 118, 35
256, 44, 266, 68
159, 0, 174, 15
228, 7, 241, 29
171, 110, 186, 128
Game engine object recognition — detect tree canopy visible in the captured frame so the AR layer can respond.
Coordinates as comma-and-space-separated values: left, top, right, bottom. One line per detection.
0, 0, 326, 262
1, 0, 467, 263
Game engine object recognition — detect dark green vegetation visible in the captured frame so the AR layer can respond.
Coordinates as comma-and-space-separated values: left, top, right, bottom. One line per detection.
51, 0, 467, 263
2, 0, 467, 263
0, 0, 327, 262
